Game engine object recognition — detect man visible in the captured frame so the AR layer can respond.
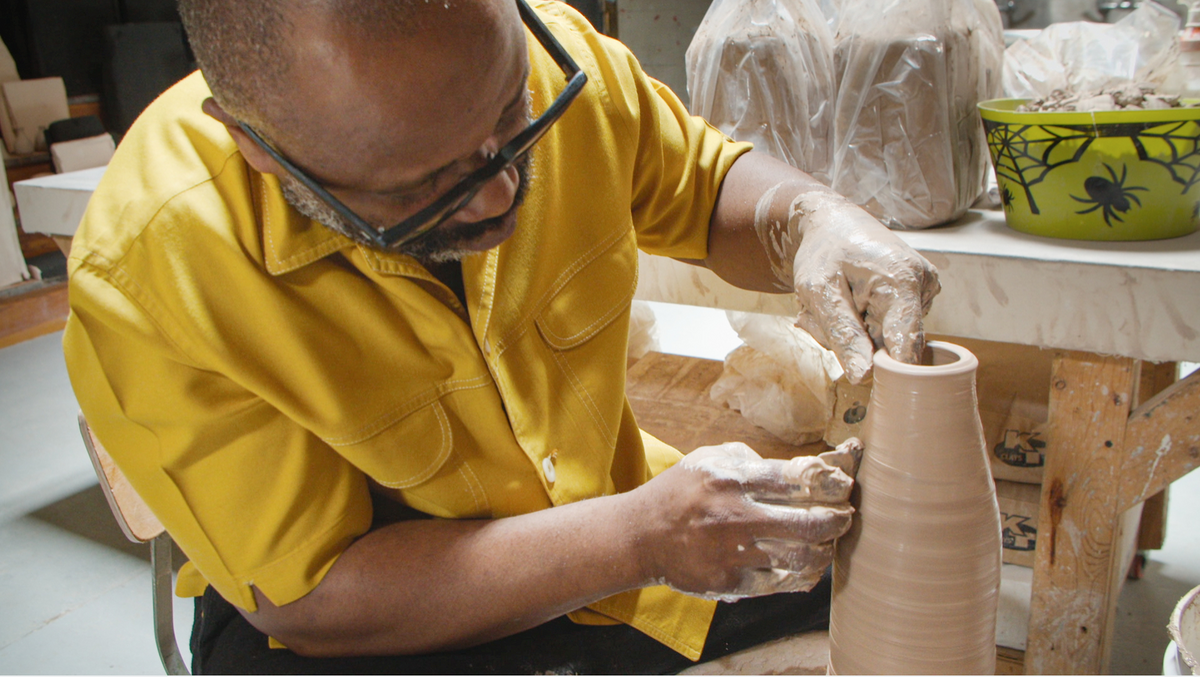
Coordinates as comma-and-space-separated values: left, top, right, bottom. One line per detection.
63, 0, 940, 672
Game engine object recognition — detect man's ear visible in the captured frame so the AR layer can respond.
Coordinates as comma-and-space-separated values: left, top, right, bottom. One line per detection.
201, 97, 285, 177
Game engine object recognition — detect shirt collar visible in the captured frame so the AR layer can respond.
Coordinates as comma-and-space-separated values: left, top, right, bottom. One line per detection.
255, 170, 445, 282
256, 170, 354, 275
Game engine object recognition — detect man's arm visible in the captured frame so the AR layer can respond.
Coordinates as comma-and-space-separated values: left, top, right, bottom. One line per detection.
244, 486, 644, 657
698, 151, 941, 383
241, 443, 858, 657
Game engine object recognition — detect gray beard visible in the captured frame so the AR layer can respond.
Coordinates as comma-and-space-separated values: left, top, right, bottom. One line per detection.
278, 151, 532, 263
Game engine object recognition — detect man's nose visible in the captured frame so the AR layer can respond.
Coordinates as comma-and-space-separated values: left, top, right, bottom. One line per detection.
453, 164, 520, 223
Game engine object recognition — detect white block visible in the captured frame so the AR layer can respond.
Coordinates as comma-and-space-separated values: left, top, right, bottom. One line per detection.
1, 77, 69, 155
13, 166, 106, 237
0, 160, 29, 287
996, 563, 1034, 651
50, 133, 115, 173
0, 36, 18, 84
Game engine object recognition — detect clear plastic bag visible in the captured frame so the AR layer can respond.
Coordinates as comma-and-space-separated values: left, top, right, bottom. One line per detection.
817, 0, 843, 39
709, 312, 842, 446
686, 0, 837, 184
1002, 1, 1182, 99
829, 0, 1004, 229
627, 300, 660, 363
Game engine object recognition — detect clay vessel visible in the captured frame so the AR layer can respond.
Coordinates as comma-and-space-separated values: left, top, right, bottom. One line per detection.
828, 341, 1001, 674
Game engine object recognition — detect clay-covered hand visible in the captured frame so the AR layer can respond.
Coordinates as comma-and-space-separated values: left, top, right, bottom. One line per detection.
634, 438, 863, 602
754, 184, 940, 384
789, 192, 940, 383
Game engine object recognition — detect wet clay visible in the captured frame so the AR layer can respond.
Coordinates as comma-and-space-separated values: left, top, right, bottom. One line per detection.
828, 341, 1001, 674
687, 0, 837, 183
1017, 84, 1188, 112
830, 0, 1002, 229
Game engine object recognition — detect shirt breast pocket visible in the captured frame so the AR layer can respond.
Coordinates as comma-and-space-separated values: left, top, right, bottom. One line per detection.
534, 228, 638, 351
329, 397, 454, 490
329, 394, 493, 517
531, 228, 638, 449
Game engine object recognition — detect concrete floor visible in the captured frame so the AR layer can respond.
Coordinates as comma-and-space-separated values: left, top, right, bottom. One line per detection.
0, 306, 1197, 674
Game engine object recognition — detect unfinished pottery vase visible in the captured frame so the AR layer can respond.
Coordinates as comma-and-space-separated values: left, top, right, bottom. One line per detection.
828, 341, 1001, 674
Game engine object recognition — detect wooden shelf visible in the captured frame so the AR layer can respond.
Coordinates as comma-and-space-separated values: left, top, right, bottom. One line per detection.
0, 279, 69, 348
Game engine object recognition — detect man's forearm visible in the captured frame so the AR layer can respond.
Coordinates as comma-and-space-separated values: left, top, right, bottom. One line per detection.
701, 151, 837, 293
238, 439, 860, 659
700, 150, 940, 382
242, 491, 649, 658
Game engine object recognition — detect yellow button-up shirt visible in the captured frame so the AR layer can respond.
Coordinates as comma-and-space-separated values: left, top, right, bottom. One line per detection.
63, 0, 751, 660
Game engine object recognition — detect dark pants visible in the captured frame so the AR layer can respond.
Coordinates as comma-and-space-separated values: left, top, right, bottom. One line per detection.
191, 572, 832, 674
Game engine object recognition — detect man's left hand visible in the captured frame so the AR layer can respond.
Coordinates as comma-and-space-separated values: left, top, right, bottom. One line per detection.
786, 191, 940, 384
703, 151, 941, 384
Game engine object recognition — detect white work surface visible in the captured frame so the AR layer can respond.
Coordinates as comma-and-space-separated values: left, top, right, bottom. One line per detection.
637, 209, 1200, 364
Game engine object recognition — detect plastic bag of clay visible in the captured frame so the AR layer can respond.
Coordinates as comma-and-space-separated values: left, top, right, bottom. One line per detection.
627, 300, 660, 363
709, 312, 842, 446
686, 0, 837, 184
1002, 1, 1181, 100
817, 0, 843, 38
829, 0, 1004, 229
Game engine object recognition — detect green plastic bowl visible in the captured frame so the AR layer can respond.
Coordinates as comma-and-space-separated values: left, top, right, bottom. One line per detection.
978, 98, 1200, 241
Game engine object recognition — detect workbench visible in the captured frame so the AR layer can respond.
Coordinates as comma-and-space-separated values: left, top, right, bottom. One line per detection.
634, 207, 1200, 674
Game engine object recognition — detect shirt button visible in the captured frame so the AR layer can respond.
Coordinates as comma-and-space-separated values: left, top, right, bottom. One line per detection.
541, 455, 556, 484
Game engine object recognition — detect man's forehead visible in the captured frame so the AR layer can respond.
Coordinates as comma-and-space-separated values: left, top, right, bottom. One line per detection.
270, 0, 528, 190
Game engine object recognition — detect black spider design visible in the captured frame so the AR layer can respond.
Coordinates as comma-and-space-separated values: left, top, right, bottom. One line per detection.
1000, 185, 1015, 210
1070, 163, 1148, 227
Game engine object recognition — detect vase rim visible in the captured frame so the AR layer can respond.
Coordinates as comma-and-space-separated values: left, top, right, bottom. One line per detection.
872, 341, 978, 377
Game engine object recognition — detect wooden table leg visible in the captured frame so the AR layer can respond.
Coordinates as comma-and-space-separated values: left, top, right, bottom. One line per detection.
1025, 351, 1137, 674
1133, 362, 1177, 556
1026, 355, 1200, 674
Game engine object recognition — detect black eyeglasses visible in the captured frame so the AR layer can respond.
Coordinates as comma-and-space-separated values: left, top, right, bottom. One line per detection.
237, 0, 587, 249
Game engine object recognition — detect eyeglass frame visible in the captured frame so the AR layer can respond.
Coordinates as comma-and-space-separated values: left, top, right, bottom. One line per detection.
236, 0, 588, 250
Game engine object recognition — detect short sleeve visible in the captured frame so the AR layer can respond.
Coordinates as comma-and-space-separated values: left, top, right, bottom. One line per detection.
64, 264, 373, 612
601, 40, 753, 259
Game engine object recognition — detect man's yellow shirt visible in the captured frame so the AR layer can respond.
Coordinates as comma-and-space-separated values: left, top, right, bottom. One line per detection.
63, 0, 750, 660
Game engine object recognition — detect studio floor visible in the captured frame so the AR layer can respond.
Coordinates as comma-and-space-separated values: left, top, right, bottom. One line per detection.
0, 303, 1197, 674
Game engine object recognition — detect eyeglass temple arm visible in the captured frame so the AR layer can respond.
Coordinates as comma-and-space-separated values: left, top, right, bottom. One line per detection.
516, 0, 583, 77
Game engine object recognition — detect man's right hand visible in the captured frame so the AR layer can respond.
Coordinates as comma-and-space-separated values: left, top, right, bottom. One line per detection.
632, 439, 862, 601
236, 437, 862, 658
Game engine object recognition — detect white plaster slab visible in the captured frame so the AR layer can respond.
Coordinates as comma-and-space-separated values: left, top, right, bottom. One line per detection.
998, 563, 1034, 651
12, 165, 106, 237
0, 160, 28, 287
50, 134, 114, 173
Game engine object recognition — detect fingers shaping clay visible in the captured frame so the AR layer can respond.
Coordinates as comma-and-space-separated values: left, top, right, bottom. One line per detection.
828, 341, 1001, 675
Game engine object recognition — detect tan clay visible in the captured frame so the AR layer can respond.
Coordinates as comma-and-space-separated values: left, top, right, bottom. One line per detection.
830, 0, 1003, 229
686, 0, 837, 183
828, 341, 1001, 674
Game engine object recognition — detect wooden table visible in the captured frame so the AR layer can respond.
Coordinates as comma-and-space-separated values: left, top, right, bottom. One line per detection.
634, 209, 1200, 674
